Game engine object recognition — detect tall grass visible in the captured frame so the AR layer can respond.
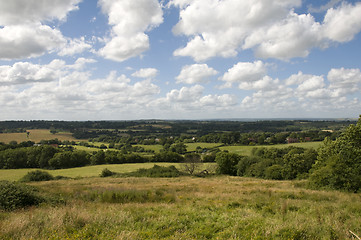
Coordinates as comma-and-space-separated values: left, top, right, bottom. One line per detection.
1, 176, 360, 239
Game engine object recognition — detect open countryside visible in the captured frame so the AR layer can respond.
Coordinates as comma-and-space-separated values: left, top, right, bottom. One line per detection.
1, 119, 361, 239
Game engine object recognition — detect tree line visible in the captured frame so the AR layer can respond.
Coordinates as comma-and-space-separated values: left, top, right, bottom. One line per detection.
216, 116, 361, 192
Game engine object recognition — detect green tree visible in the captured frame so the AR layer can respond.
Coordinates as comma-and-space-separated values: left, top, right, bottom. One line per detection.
309, 116, 361, 192
215, 152, 241, 175
170, 142, 187, 154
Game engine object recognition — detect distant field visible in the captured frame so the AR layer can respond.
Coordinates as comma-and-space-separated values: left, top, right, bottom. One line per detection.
220, 141, 322, 156
136, 144, 163, 153
0, 162, 202, 181
0, 129, 81, 144
186, 142, 223, 151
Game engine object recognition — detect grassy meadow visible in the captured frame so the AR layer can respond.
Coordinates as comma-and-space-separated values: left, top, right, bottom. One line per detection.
0, 129, 80, 144
1, 175, 360, 239
0, 163, 196, 181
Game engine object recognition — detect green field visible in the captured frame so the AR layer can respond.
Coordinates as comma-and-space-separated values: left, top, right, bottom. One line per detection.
185, 142, 223, 151
220, 141, 322, 156
1, 175, 360, 239
0, 163, 193, 181
0, 129, 82, 144
136, 144, 164, 153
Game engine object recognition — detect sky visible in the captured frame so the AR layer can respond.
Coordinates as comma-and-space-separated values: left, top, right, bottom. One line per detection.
1, 0, 361, 120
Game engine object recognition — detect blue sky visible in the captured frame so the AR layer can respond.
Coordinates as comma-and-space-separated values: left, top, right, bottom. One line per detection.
0, 0, 361, 120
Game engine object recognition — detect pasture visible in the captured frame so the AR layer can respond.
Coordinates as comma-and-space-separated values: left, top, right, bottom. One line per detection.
0, 163, 192, 181
1, 175, 360, 239
0, 129, 80, 144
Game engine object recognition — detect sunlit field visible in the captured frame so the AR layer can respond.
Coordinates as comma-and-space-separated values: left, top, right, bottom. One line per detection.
1, 175, 360, 239
0, 163, 191, 181
0, 129, 80, 144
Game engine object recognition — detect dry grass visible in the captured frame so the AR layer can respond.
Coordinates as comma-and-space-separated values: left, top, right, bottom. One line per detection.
1, 176, 361, 239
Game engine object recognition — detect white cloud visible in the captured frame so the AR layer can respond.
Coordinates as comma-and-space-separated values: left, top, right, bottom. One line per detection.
167, 85, 204, 102
327, 67, 361, 95
0, 60, 64, 85
176, 64, 218, 84
70, 58, 97, 70
199, 94, 237, 107
323, 2, 361, 42
296, 75, 325, 92
0, 24, 66, 60
240, 67, 361, 116
0, 0, 81, 60
132, 68, 159, 79
0, 0, 81, 25
98, 0, 163, 62
58, 37, 92, 56
244, 12, 322, 60
170, 0, 361, 61
220, 61, 267, 89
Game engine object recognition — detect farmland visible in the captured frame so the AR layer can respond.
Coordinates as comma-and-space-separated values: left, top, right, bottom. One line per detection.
0, 129, 81, 144
0, 163, 196, 181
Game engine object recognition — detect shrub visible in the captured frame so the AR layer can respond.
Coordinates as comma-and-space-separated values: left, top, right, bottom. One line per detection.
125, 165, 182, 178
100, 168, 115, 177
215, 152, 241, 176
20, 170, 54, 182
265, 165, 284, 180
0, 181, 44, 211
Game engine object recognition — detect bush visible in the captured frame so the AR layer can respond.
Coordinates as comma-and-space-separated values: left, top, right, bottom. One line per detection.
215, 152, 241, 176
0, 181, 44, 211
100, 168, 115, 177
125, 165, 182, 178
20, 170, 54, 182
265, 165, 284, 180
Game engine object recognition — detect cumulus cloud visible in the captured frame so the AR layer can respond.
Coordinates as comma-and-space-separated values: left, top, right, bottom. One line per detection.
322, 2, 361, 42
0, 0, 81, 60
220, 61, 267, 89
98, 0, 163, 62
132, 68, 159, 79
0, 0, 81, 25
170, 0, 361, 61
150, 84, 238, 115
327, 67, 361, 95
167, 85, 204, 102
244, 12, 322, 60
240, 66, 361, 116
0, 59, 165, 119
58, 37, 93, 56
176, 64, 218, 84
0, 24, 66, 60
0, 60, 64, 85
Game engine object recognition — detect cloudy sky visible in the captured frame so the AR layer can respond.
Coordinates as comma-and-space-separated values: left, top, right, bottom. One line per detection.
1, 0, 361, 120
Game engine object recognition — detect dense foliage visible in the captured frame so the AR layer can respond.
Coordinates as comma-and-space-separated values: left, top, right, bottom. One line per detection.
0, 181, 44, 211
309, 117, 361, 192
20, 170, 54, 182
215, 147, 317, 180
122, 165, 182, 178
